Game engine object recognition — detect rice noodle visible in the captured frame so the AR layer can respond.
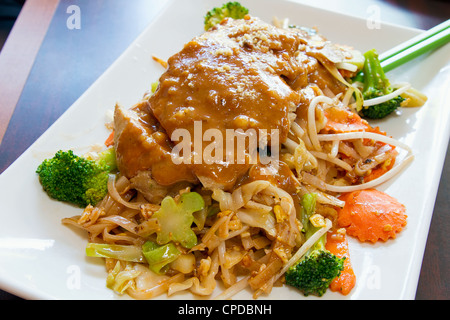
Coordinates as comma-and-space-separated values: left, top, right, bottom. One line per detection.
341, 86, 355, 107
107, 174, 144, 210
99, 215, 139, 234
283, 137, 299, 154
299, 185, 345, 208
339, 141, 361, 159
336, 62, 357, 72
218, 241, 232, 287
322, 154, 414, 193
213, 275, 251, 300
309, 150, 353, 172
201, 215, 229, 245
308, 96, 334, 151
127, 273, 184, 300
353, 139, 375, 158
329, 140, 339, 158
302, 171, 327, 190
244, 200, 273, 212
317, 132, 413, 153
290, 121, 305, 138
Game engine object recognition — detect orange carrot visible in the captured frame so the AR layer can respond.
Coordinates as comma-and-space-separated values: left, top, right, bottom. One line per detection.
365, 126, 385, 144
104, 130, 114, 147
363, 158, 395, 183
365, 126, 396, 148
325, 231, 356, 295
337, 189, 407, 243
321, 107, 371, 133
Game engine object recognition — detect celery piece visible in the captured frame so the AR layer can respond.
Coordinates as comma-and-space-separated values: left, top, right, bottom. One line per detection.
300, 193, 318, 239
153, 192, 205, 249
86, 243, 145, 263
142, 241, 180, 274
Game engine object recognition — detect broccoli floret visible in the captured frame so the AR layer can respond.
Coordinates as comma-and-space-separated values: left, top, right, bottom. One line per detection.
204, 2, 249, 30
361, 95, 404, 119
285, 194, 345, 297
285, 237, 345, 297
36, 148, 116, 207
357, 49, 405, 119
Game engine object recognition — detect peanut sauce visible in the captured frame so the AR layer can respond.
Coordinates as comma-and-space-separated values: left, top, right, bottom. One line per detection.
115, 17, 346, 192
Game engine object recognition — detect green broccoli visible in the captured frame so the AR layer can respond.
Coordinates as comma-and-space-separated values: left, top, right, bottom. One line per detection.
356, 49, 405, 119
36, 148, 116, 207
204, 2, 249, 31
285, 194, 345, 297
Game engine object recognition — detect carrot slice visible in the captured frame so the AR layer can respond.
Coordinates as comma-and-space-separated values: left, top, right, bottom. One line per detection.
326, 231, 356, 295
105, 130, 115, 147
337, 189, 407, 243
322, 107, 371, 133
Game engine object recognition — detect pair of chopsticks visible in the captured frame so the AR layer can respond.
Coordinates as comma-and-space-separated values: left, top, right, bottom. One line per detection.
379, 19, 450, 73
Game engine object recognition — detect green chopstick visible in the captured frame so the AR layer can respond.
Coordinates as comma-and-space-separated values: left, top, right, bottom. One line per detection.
380, 19, 450, 73
379, 19, 450, 63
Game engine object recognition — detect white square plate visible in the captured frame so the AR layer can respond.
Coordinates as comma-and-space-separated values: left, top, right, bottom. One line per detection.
0, 0, 449, 300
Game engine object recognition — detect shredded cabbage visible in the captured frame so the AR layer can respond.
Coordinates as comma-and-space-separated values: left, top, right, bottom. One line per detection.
106, 261, 140, 294
236, 208, 276, 237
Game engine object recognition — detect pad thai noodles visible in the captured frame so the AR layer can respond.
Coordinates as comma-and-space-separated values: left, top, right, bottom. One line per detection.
41, 9, 425, 299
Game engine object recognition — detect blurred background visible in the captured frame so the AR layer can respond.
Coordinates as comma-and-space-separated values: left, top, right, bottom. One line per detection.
0, 0, 24, 51
1, 0, 449, 51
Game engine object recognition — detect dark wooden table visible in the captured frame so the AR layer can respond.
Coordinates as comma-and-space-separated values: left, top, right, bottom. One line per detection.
0, 0, 448, 300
